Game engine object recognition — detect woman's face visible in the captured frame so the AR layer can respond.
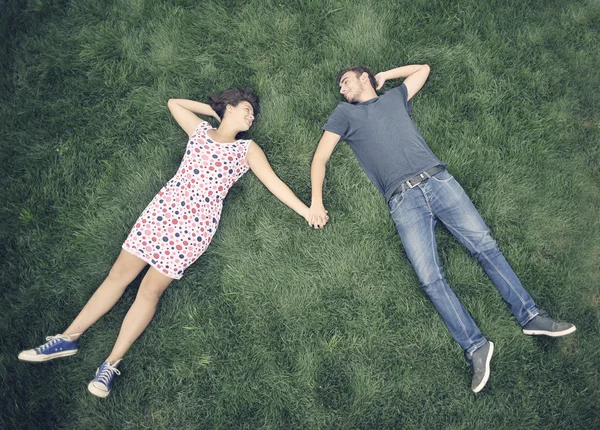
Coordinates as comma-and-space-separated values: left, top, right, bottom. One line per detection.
225, 101, 255, 131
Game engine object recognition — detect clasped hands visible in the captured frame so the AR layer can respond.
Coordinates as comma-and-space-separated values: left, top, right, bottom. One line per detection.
307, 203, 329, 229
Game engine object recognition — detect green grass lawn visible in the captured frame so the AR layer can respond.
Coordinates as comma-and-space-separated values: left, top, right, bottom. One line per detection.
1, 0, 599, 428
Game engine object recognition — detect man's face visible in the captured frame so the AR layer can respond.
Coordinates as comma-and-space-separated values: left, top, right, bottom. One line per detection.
339, 71, 365, 103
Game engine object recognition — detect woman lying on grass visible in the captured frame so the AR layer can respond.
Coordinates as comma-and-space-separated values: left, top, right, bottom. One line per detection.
18, 88, 315, 398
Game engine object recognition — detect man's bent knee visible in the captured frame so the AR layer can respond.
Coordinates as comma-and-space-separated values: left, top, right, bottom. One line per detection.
421, 276, 446, 295
470, 232, 498, 256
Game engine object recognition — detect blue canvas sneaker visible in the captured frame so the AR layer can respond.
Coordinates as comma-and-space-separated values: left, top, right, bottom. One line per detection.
88, 360, 122, 398
18, 334, 79, 362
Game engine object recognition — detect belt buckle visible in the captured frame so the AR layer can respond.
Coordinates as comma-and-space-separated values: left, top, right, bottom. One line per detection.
407, 173, 427, 189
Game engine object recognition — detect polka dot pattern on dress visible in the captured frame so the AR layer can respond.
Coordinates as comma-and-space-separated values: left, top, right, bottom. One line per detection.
122, 121, 250, 279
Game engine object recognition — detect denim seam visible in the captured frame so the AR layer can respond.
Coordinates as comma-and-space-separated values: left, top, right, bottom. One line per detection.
423, 188, 475, 347
466, 338, 488, 356
441, 279, 475, 348
444, 223, 533, 320
480, 251, 533, 320
520, 308, 540, 327
432, 176, 536, 324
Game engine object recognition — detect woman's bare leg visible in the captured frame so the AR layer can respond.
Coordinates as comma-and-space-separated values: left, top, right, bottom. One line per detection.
105, 267, 173, 363
62, 250, 148, 339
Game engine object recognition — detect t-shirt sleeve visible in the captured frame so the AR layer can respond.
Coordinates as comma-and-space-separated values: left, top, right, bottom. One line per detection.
322, 104, 350, 139
387, 83, 413, 115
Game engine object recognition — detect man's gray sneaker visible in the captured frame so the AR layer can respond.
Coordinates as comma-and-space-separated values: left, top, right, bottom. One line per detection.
469, 341, 494, 393
522, 310, 576, 337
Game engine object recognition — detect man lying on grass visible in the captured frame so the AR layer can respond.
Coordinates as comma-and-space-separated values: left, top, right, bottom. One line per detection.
308, 64, 576, 393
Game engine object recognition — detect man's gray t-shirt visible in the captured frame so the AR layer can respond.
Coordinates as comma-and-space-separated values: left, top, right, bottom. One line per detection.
322, 84, 445, 203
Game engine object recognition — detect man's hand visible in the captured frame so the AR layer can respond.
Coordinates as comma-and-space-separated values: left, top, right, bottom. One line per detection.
375, 65, 430, 101
308, 203, 329, 229
374, 72, 387, 90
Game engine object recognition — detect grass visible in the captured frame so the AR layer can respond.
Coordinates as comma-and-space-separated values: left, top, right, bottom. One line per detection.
1, 0, 599, 428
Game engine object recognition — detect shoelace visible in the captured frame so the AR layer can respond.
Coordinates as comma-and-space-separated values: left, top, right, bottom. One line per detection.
36, 334, 70, 353
94, 363, 121, 387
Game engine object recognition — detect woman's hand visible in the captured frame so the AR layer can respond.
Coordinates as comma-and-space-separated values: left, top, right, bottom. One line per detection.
308, 203, 328, 229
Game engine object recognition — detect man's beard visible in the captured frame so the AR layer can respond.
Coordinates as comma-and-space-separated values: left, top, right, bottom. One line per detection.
346, 83, 364, 104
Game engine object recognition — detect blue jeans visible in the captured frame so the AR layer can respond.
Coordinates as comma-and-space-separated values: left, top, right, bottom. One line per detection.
389, 169, 539, 355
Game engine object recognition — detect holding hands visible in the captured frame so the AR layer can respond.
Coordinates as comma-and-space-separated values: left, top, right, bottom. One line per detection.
308, 202, 329, 229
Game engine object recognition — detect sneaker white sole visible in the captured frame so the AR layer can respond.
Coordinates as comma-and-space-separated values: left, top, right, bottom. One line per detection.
523, 326, 576, 337
18, 349, 78, 362
472, 341, 494, 393
88, 381, 110, 398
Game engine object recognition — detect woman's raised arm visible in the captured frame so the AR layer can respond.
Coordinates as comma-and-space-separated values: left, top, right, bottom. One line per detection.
167, 99, 220, 137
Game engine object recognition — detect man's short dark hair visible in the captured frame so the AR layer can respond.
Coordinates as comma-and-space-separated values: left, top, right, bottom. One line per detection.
208, 87, 260, 120
337, 66, 377, 91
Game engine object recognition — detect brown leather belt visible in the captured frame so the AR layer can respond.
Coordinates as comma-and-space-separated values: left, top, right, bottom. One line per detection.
391, 165, 446, 197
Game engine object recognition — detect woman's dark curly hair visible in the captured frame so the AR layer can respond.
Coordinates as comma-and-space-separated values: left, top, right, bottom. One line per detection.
208, 87, 260, 121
